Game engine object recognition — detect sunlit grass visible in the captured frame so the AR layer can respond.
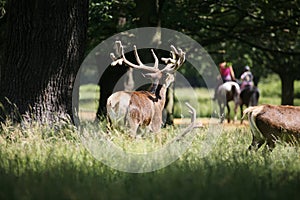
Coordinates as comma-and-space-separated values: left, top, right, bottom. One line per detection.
79, 84, 99, 112
258, 74, 282, 98
1, 121, 300, 199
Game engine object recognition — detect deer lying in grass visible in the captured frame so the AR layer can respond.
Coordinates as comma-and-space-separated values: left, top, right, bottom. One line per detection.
243, 104, 300, 150
106, 41, 185, 137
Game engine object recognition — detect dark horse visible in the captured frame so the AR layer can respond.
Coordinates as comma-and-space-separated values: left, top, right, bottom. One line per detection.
239, 85, 260, 123
215, 81, 241, 123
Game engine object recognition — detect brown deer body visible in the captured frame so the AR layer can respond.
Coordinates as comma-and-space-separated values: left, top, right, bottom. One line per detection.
243, 104, 300, 150
107, 74, 174, 134
107, 41, 185, 137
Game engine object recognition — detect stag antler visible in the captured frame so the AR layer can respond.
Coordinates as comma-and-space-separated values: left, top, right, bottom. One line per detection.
169, 102, 203, 143
161, 45, 186, 73
110, 41, 159, 72
110, 41, 186, 74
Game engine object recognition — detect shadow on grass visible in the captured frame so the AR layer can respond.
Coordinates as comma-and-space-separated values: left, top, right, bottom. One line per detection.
1, 152, 300, 200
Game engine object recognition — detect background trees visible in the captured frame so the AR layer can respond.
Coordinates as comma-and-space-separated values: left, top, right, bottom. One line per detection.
86, 0, 299, 106
0, 0, 299, 124
161, 0, 300, 104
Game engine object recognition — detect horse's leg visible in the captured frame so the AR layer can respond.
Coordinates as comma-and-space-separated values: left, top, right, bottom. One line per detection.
219, 103, 225, 123
233, 102, 238, 123
240, 104, 244, 124
226, 103, 230, 123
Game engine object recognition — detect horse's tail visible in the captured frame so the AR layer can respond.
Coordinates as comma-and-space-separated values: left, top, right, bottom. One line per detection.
231, 84, 241, 104
231, 84, 237, 96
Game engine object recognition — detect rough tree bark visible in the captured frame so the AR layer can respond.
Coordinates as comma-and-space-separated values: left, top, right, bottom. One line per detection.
0, 0, 88, 123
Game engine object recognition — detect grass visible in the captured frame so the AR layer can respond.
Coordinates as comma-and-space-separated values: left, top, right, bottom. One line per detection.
1, 74, 300, 199
1, 122, 300, 199
79, 84, 100, 112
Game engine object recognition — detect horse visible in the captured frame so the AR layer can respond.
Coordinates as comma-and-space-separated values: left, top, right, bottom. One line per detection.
239, 85, 260, 124
215, 81, 241, 123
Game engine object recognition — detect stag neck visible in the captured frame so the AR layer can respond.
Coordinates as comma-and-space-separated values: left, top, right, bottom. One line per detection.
152, 80, 172, 109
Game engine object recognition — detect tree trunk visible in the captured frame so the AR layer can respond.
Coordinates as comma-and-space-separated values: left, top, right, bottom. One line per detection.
96, 62, 128, 118
0, 5, 6, 85
135, 0, 162, 28
164, 81, 175, 125
279, 73, 294, 105
97, 0, 167, 120
0, 0, 88, 123
135, 0, 176, 125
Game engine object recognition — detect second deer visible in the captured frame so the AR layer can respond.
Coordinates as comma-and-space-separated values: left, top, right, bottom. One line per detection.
106, 41, 186, 137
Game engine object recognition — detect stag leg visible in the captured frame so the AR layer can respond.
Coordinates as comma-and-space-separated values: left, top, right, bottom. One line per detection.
248, 137, 265, 151
128, 120, 139, 138
126, 110, 139, 138
248, 128, 266, 151
265, 135, 276, 151
266, 140, 275, 151
106, 115, 113, 132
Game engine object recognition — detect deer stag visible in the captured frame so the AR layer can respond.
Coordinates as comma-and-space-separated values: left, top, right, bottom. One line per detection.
243, 104, 300, 150
106, 41, 185, 137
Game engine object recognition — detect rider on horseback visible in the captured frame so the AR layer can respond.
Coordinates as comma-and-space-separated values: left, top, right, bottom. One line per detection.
239, 66, 259, 123
219, 61, 236, 82
240, 65, 254, 92
213, 61, 236, 101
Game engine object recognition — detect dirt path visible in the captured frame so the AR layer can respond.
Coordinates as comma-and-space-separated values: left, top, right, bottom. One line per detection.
78, 111, 249, 128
